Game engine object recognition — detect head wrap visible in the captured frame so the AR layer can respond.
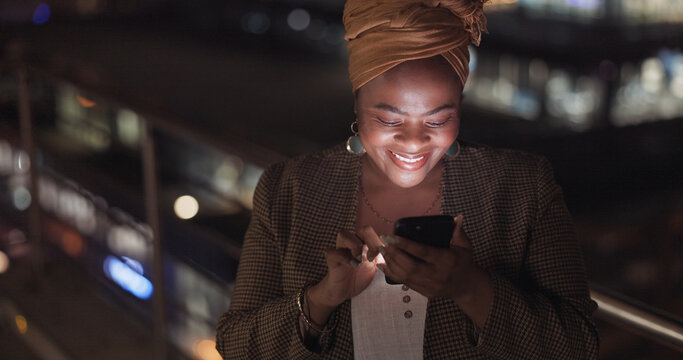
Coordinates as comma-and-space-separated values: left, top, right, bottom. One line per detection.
343, 0, 489, 92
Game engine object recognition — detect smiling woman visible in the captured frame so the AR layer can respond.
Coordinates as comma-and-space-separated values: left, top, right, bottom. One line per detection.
216, 1, 599, 359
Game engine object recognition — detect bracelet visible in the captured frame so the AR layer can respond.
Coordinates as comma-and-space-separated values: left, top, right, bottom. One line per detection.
296, 281, 336, 334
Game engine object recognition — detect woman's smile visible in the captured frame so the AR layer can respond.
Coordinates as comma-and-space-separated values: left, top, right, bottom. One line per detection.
387, 149, 429, 171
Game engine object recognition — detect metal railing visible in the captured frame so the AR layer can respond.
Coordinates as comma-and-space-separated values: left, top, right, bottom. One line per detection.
591, 286, 683, 352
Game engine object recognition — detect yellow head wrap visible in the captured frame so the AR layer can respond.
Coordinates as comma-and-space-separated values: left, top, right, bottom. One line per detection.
343, 0, 489, 92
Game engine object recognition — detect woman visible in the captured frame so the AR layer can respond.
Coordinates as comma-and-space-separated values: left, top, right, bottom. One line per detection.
216, 1, 599, 359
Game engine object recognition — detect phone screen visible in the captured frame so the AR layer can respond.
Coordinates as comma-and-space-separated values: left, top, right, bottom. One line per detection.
394, 215, 455, 248
385, 215, 455, 284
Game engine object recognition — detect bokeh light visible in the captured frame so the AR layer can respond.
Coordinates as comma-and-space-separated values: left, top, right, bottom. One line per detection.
641, 57, 665, 92
14, 150, 30, 174
241, 11, 270, 34
61, 230, 85, 258
76, 95, 96, 108
32, 3, 50, 25
103, 256, 153, 300
565, 0, 601, 10
194, 339, 221, 360
287, 9, 311, 31
213, 156, 243, 195
15, 315, 28, 334
12, 186, 32, 211
116, 109, 143, 148
0, 250, 9, 274
174, 195, 199, 220
106, 225, 149, 263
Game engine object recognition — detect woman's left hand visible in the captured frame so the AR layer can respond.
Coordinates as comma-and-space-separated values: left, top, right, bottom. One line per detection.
378, 215, 487, 303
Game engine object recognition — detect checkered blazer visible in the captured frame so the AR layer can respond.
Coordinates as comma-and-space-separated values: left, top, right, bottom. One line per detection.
216, 141, 599, 359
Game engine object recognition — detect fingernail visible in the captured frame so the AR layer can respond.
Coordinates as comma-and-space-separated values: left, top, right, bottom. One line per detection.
379, 235, 400, 246
350, 259, 360, 268
378, 246, 386, 256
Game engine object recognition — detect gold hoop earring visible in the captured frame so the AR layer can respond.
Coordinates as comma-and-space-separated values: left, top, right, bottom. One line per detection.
446, 140, 460, 157
346, 120, 365, 154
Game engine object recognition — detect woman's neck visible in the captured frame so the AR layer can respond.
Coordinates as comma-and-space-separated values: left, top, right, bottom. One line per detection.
356, 155, 444, 233
360, 155, 443, 195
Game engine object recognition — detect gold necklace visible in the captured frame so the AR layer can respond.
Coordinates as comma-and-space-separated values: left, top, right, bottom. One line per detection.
359, 159, 442, 224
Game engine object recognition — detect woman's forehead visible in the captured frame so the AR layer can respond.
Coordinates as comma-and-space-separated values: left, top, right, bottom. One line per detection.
357, 57, 462, 110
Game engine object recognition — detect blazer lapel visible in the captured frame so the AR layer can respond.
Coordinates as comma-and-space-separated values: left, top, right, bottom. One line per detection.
335, 151, 362, 232
424, 148, 483, 356
321, 149, 360, 357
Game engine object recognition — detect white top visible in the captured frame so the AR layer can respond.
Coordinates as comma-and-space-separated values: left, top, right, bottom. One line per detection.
351, 268, 428, 360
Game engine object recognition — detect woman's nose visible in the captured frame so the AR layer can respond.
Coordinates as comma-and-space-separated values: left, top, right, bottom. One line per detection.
394, 125, 430, 151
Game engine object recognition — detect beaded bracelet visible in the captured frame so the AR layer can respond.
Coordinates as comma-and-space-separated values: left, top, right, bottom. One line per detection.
296, 281, 337, 334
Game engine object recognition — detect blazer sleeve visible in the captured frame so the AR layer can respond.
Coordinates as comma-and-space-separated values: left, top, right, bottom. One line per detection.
215, 163, 327, 359
474, 156, 600, 359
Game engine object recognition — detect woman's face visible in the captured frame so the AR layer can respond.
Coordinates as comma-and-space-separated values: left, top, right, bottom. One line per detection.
356, 57, 462, 188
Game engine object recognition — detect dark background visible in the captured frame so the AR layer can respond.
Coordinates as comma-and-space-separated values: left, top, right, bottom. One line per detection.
0, 1, 681, 359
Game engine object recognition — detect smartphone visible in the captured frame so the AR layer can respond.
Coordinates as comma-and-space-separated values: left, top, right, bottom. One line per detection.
385, 215, 455, 284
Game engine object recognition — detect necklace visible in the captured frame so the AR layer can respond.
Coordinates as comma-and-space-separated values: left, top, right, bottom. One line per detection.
359, 159, 442, 224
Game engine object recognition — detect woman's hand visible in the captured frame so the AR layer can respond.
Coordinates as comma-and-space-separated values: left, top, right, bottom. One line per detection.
306, 226, 383, 327
378, 215, 493, 327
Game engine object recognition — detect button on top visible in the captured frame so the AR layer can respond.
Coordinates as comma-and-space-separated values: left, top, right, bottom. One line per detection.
402, 285, 409, 291
403, 295, 411, 303
404, 310, 413, 319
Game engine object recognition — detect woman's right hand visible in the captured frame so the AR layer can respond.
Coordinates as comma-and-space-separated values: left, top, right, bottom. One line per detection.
306, 227, 383, 325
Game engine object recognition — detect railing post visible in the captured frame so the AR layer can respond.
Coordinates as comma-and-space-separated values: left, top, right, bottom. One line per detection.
142, 121, 166, 360
17, 66, 44, 279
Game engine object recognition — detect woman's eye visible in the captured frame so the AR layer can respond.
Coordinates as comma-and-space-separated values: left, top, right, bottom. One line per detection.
426, 119, 450, 127
376, 118, 401, 126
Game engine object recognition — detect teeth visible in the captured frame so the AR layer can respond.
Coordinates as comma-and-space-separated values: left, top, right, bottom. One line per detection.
392, 152, 424, 163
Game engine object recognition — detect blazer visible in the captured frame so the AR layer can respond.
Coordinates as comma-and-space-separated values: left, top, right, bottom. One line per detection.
216, 141, 599, 359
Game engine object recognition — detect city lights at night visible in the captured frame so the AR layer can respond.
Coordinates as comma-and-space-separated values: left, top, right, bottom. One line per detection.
0, 0, 681, 359
174, 195, 199, 220
15, 315, 28, 334
32, 3, 50, 25
287, 9, 311, 31
194, 339, 221, 360
0, 251, 9, 274
103, 256, 153, 300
